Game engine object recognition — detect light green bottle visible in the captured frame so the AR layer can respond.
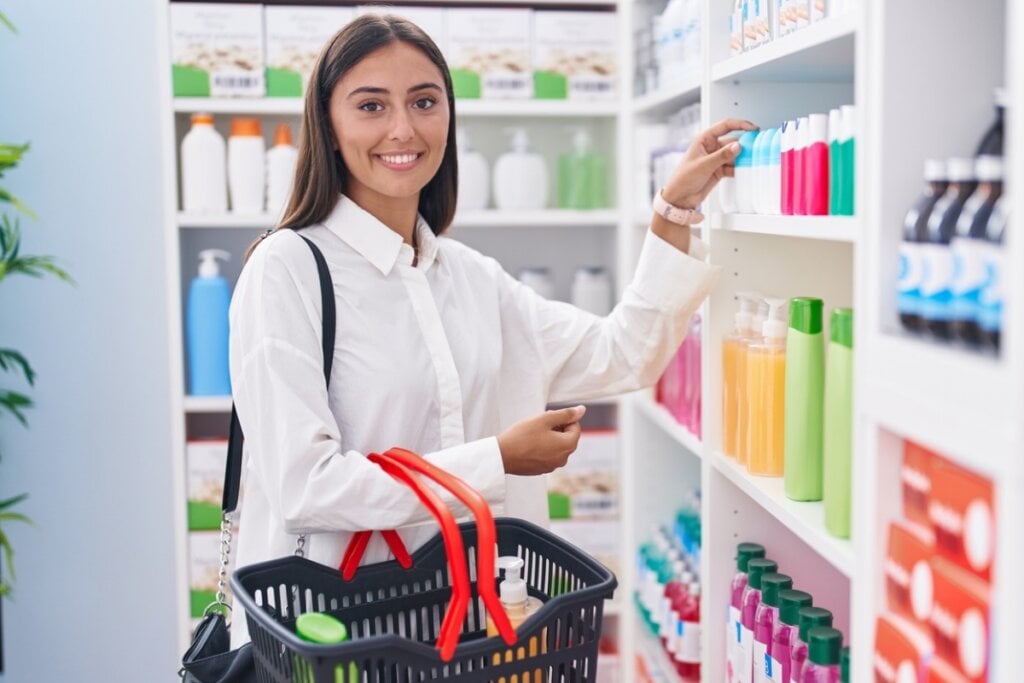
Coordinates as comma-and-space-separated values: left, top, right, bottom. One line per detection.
824, 308, 853, 538
557, 128, 607, 209
783, 297, 825, 501
295, 612, 358, 683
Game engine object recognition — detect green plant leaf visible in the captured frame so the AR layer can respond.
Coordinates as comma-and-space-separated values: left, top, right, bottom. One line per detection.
0, 528, 15, 590
0, 493, 29, 511
0, 350, 35, 386
0, 188, 35, 219
0, 214, 73, 284
0, 143, 28, 172
0, 390, 32, 426
0, 10, 15, 34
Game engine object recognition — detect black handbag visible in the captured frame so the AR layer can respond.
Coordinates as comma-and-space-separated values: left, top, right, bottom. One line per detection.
180, 234, 336, 682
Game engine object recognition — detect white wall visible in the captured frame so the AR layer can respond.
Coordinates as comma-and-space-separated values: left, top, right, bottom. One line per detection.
0, 0, 178, 679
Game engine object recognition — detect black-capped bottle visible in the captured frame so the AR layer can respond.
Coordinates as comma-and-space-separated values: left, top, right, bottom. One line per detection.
920, 157, 977, 339
978, 196, 1009, 350
976, 88, 1005, 157
951, 156, 1003, 345
899, 159, 948, 332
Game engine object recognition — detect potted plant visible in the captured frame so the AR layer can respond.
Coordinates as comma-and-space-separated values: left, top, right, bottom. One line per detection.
0, 8, 73, 668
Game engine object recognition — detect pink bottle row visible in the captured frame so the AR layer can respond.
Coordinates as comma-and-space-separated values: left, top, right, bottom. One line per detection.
718, 106, 856, 217
727, 543, 849, 683
656, 313, 701, 438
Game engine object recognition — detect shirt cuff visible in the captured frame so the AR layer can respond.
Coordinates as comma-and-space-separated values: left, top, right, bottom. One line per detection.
633, 228, 719, 312
430, 436, 507, 509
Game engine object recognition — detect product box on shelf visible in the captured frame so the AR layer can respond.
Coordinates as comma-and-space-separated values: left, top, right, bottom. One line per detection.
170, 3, 265, 98
901, 439, 936, 527
885, 520, 935, 630
550, 518, 620, 577
873, 612, 934, 683
446, 8, 532, 100
927, 460, 995, 581
264, 6, 354, 97
532, 11, 616, 101
186, 438, 229, 531
548, 429, 619, 520
744, 0, 772, 49
355, 6, 448, 57
189, 528, 237, 618
929, 558, 990, 682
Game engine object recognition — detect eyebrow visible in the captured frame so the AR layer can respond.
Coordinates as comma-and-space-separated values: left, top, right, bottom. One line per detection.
347, 82, 444, 99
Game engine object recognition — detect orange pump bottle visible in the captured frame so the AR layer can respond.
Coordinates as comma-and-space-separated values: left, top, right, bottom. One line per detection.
722, 292, 758, 459
746, 297, 788, 477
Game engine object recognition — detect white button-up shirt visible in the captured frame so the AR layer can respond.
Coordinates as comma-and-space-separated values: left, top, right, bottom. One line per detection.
228, 194, 716, 644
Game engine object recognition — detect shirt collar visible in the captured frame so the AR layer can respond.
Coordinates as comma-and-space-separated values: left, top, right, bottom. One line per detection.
322, 194, 439, 275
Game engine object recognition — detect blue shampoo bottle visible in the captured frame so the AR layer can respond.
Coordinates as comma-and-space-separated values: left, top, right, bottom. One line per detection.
187, 249, 232, 396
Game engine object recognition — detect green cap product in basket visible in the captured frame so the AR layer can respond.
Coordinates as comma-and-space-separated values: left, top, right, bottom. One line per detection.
294, 613, 358, 683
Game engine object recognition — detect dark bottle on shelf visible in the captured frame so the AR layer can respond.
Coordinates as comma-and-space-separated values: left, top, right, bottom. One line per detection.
975, 88, 1005, 157
899, 159, 948, 332
921, 157, 977, 339
951, 156, 1004, 345
978, 197, 1009, 351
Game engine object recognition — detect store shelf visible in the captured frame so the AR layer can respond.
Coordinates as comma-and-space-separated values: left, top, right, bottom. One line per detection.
707, 450, 854, 577
635, 619, 682, 683
184, 396, 233, 413
632, 76, 701, 117
173, 97, 619, 118
709, 212, 858, 242
862, 334, 1020, 478
711, 12, 857, 83
178, 209, 619, 230
635, 396, 703, 457
452, 209, 618, 228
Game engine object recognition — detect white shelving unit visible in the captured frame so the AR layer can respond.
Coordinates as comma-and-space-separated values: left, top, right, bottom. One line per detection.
619, 1, 1020, 682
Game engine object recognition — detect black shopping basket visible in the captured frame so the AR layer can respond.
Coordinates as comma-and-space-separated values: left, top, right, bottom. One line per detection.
231, 449, 617, 683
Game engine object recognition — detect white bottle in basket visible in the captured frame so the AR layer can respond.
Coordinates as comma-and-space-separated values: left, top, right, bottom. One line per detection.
486, 556, 546, 680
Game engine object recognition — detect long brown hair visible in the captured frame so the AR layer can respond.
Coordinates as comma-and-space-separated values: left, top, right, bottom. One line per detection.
247, 14, 458, 259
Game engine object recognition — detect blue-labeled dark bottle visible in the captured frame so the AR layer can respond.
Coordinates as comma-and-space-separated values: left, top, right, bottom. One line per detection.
951, 156, 1003, 345
975, 88, 1005, 157
899, 160, 948, 333
920, 158, 976, 339
978, 196, 1009, 351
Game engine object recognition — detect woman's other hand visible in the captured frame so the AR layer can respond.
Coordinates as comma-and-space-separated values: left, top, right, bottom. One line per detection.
497, 405, 587, 476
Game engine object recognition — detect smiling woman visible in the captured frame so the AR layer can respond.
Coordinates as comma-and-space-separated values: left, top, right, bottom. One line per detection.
271, 13, 459, 248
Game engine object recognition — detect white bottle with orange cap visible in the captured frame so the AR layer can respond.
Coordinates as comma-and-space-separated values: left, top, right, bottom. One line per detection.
181, 112, 227, 213
227, 117, 266, 215
266, 122, 298, 217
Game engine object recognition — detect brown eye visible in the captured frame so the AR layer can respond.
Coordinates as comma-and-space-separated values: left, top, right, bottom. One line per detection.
413, 97, 437, 110
359, 101, 384, 113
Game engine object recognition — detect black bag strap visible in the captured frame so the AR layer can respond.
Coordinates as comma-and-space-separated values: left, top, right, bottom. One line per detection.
222, 235, 336, 513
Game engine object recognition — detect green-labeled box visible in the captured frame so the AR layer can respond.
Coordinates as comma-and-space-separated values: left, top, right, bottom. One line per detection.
170, 3, 265, 98
187, 438, 229, 530
547, 429, 619, 520
532, 11, 616, 101
447, 8, 532, 100
265, 6, 355, 98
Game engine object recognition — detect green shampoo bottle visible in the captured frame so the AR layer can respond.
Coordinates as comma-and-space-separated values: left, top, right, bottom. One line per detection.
824, 308, 854, 538
783, 297, 825, 501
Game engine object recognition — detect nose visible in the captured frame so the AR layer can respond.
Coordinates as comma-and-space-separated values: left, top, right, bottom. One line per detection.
388, 108, 415, 142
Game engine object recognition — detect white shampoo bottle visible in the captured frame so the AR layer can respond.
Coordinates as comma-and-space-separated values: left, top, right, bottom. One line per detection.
456, 127, 490, 212
493, 128, 549, 211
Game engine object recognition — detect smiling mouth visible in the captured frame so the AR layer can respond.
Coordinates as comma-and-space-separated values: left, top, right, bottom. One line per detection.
375, 152, 424, 169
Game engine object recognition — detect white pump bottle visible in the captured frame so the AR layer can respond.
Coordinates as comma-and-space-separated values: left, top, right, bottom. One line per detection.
493, 128, 549, 211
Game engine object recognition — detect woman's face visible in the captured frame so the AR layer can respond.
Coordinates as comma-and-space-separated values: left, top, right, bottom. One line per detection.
329, 41, 450, 210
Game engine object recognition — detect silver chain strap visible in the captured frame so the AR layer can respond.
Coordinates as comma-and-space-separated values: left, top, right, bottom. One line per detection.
295, 534, 307, 558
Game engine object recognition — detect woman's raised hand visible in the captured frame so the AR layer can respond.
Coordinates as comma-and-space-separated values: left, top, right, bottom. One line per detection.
497, 405, 587, 476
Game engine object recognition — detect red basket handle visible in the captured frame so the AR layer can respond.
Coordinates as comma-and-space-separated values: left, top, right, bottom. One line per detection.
362, 452, 472, 662
340, 529, 411, 579
377, 447, 517, 647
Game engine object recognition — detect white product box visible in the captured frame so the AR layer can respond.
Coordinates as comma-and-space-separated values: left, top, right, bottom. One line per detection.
170, 3, 265, 98
550, 519, 620, 576
355, 6, 448, 58
446, 8, 532, 99
532, 11, 616, 101
264, 6, 355, 97
548, 430, 619, 520
189, 530, 237, 618
186, 439, 229, 531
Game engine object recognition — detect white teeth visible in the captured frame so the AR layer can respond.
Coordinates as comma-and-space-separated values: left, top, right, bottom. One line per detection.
380, 153, 418, 165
